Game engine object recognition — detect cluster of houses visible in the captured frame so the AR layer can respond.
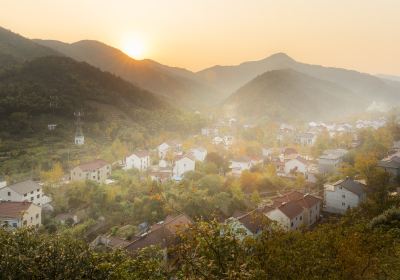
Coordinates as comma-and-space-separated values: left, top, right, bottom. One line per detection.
0, 179, 48, 229
67, 140, 208, 185
91, 175, 368, 253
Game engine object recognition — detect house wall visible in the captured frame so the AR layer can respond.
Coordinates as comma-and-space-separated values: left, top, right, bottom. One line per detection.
0, 217, 21, 228
303, 202, 321, 227
324, 185, 362, 214
70, 165, 111, 183
231, 161, 251, 175
173, 158, 195, 177
266, 209, 290, 230
22, 204, 41, 228
0, 186, 43, 206
284, 159, 307, 175
192, 149, 207, 162
266, 209, 304, 231
158, 143, 170, 159
125, 155, 150, 171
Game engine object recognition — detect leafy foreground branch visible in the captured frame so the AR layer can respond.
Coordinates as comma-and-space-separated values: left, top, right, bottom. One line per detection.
1, 208, 400, 279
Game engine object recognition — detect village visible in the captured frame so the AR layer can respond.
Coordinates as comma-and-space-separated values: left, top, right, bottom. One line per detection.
0, 113, 398, 255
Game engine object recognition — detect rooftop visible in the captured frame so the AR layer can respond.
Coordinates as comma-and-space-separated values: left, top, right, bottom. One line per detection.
0, 201, 33, 218
3, 180, 40, 195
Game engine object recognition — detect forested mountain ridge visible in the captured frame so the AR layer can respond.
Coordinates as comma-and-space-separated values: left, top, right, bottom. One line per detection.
0, 26, 60, 62
225, 69, 361, 121
34, 39, 222, 108
197, 52, 400, 105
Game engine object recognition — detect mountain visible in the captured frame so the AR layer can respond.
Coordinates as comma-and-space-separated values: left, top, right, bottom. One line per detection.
377, 74, 400, 83
224, 69, 366, 121
34, 39, 221, 108
0, 56, 180, 137
0, 26, 60, 63
197, 53, 400, 104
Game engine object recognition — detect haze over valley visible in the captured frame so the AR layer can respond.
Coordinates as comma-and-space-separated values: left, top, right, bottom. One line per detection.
1, 2, 400, 279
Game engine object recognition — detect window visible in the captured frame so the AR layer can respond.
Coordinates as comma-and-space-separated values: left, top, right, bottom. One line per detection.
23, 220, 27, 226
24, 193, 27, 197
37, 194, 40, 198
7, 192, 10, 196
300, 216, 302, 221
12, 223, 17, 228
342, 202, 346, 206
37, 189, 40, 192
30, 197, 34, 201
342, 194, 345, 198
291, 222, 294, 227
30, 191, 33, 194
36, 214, 39, 219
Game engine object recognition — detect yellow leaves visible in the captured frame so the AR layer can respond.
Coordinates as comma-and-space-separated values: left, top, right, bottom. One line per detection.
40, 162, 64, 184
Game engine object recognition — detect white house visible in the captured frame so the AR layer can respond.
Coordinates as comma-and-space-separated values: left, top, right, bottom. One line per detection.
190, 147, 207, 162
262, 148, 274, 159
124, 151, 150, 171
0, 201, 41, 229
230, 157, 252, 176
223, 136, 234, 147
265, 191, 322, 230
0, 180, 43, 206
158, 141, 182, 159
284, 157, 308, 175
158, 142, 170, 159
265, 200, 305, 231
296, 132, 317, 146
324, 178, 367, 214
173, 154, 196, 178
212, 136, 224, 145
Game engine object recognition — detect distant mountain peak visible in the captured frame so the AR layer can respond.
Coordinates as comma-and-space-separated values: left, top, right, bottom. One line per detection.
263, 52, 295, 62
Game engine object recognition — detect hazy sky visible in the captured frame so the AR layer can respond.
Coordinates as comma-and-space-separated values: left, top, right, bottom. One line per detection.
1, 0, 400, 74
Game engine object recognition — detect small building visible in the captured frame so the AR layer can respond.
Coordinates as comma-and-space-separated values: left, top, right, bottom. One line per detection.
157, 141, 182, 159
265, 200, 305, 231
70, 159, 111, 183
212, 136, 224, 145
0, 180, 43, 206
296, 132, 317, 146
324, 178, 367, 214
190, 147, 208, 162
124, 214, 192, 253
230, 157, 252, 176
0, 201, 41, 229
318, 149, 348, 174
173, 154, 196, 178
378, 152, 400, 180
150, 169, 172, 183
124, 151, 150, 171
284, 157, 309, 175
264, 191, 322, 230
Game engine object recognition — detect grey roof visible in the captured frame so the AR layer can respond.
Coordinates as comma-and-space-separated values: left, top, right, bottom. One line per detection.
5, 180, 40, 195
378, 154, 400, 169
333, 178, 366, 196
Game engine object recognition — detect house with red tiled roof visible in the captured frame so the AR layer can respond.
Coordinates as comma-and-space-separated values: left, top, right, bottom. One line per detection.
124, 214, 192, 253
264, 191, 322, 230
265, 200, 305, 231
0, 201, 41, 229
70, 159, 111, 183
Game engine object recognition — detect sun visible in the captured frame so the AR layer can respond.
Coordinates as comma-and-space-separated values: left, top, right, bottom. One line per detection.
121, 37, 146, 59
